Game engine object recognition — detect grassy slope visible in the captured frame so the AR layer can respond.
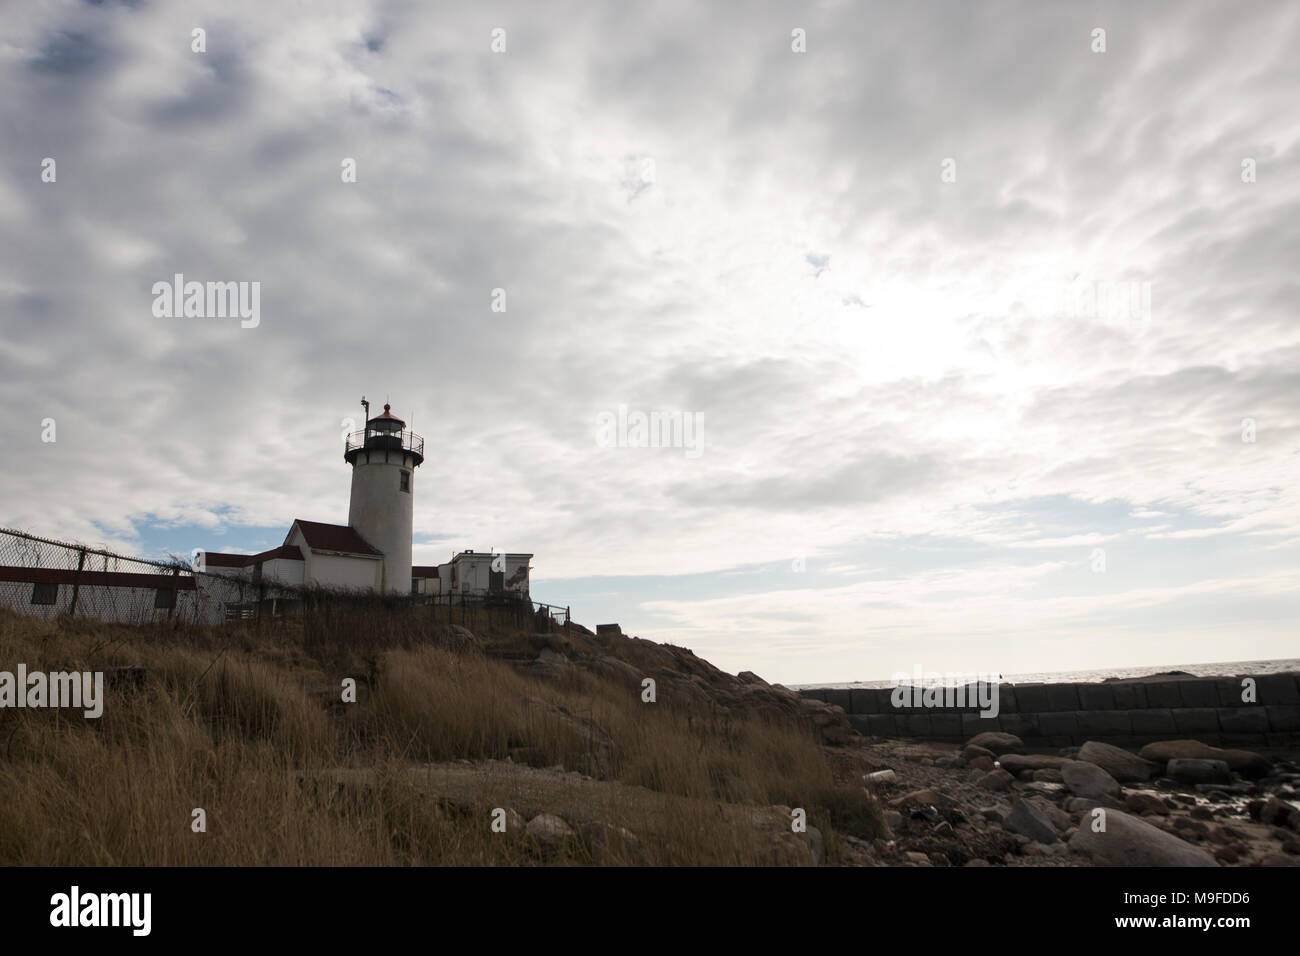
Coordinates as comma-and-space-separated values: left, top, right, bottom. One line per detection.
0, 604, 881, 865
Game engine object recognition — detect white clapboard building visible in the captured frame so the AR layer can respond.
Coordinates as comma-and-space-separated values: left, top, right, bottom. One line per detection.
411, 550, 533, 600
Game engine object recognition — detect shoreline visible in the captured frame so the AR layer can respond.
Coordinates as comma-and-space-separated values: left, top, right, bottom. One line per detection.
845, 732, 1300, 866
794, 658, 1300, 691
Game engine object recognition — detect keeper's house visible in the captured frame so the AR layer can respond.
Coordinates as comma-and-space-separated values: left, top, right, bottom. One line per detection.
200, 521, 382, 592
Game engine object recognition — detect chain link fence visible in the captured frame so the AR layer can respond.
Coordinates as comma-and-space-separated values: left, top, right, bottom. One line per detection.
0, 528, 263, 625
0, 528, 575, 634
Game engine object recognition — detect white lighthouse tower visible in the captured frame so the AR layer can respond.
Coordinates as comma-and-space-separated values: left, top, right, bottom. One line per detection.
344, 398, 424, 593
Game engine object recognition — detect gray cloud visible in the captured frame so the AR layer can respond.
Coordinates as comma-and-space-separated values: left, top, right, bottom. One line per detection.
1, 0, 1298, 678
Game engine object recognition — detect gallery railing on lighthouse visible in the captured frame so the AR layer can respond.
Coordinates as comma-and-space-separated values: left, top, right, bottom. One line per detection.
343, 428, 424, 459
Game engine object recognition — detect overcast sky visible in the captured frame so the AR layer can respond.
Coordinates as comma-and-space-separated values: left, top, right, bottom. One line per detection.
2, 0, 1297, 683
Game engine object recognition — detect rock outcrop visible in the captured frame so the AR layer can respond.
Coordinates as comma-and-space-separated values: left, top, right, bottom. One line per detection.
1076, 740, 1158, 782
1061, 760, 1121, 799
1069, 810, 1219, 866
1138, 740, 1271, 779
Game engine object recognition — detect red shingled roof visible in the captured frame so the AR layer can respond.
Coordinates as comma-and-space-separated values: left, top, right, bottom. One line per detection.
370, 403, 404, 424
203, 545, 304, 568
411, 566, 440, 578
289, 520, 381, 556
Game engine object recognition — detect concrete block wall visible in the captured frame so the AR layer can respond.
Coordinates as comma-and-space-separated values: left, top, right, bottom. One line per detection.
798, 672, 1300, 749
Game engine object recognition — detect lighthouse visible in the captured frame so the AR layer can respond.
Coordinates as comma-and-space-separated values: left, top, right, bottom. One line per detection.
344, 398, 424, 593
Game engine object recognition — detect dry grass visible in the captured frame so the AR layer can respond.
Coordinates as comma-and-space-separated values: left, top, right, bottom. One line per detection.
0, 606, 881, 865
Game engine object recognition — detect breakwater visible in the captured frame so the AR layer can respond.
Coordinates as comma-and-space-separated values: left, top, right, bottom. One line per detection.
798, 672, 1300, 748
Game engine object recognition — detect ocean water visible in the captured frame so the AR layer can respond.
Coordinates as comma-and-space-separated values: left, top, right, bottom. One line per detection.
793, 658, 1300, 690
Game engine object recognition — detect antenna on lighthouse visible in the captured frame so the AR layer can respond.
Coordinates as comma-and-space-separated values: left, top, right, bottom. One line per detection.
361, 395, 370, 420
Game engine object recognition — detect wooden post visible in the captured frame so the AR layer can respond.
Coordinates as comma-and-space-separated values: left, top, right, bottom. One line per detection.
254, 563, 264, 623
68, 548, 87, 615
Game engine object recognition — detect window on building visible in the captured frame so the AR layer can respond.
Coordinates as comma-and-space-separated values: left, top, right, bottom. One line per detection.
30, 582, 57, 605
489, 569, 504, 590
400, 470, 410, 493
154, 588, 176, 609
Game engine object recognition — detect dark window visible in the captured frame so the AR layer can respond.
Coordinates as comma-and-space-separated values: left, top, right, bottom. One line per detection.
400, 470, 410, 493
154, 588, 176, 609
30, 582, 57, 605
489, 569, 504, 590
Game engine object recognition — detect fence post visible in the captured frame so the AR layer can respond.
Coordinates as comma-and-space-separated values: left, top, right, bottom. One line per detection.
68, 548, 87, 616
254, 564, 264, 625
168, 566, 178, 620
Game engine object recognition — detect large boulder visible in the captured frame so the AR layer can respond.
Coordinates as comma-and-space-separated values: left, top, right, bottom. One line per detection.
977, 769, 1015, 791
748, 806, 820, 865
577, 821, 642, 863
797, 697, 859, 745
1138, 740, 1271, 779
434, 624, 483, 655
1029, 798, 1074, 833
526, 813, 576, 856
517, 648, 573, 682
998, 754, 1071, 774
1061, 760, 1121, 800
966, 731, 1025, 756
800, 825, 825, 865
1124, 792, 1170, 816
519, 696, 619, 778
1003, 797, 1059, 844
1069, 810, 1219, 866
1077, 740, 1159, 783
1167, 758, 1232, 785
1251, 796, 1300, 831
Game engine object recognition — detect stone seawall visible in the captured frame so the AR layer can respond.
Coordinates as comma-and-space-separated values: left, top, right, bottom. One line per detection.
798, 672, 1300, 749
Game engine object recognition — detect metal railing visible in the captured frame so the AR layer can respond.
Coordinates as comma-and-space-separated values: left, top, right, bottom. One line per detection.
344, 429, 424, 458
417, 591, 572, 633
